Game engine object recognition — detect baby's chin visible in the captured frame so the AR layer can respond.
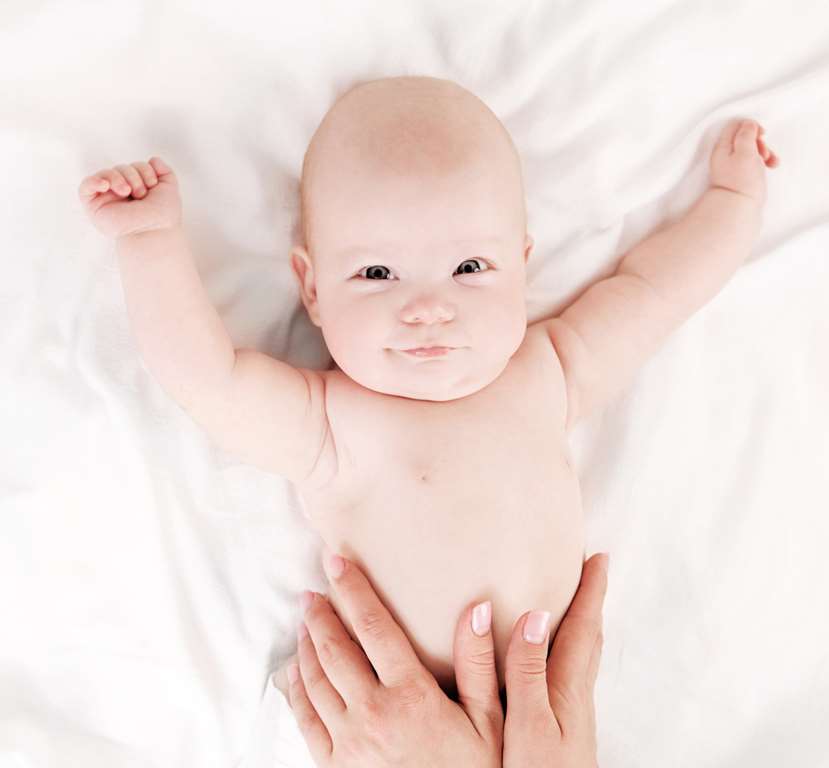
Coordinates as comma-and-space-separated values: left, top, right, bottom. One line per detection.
356, 369, 500, 402
330, 348, 512, 402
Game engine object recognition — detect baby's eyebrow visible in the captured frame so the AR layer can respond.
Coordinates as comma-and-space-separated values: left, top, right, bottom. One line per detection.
336, 236, 503, 259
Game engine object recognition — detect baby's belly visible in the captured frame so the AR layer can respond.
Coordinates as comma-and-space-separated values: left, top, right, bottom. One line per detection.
300, 459, 585, 695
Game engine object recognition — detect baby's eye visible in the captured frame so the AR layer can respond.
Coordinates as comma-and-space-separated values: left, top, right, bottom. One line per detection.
356, 259, 489, 280
455, 259, 488, 275
359, 265, 393, 280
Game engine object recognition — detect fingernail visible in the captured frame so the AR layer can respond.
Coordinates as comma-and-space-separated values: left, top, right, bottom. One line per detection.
523, 610, 552, 645
471, 601, 491, 636
322, 548, 345, 580
600, 552, 610, 575
297, 621, 308, 640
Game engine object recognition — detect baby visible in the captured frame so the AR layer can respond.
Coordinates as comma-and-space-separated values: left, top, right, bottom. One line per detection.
79, 76, 778, 700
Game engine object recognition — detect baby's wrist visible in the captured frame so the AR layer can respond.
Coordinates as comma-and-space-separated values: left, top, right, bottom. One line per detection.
116, 223, 183, 245
708, 183, 764, 211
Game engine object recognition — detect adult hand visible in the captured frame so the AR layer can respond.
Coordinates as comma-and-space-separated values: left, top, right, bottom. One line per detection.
282, 547, 504, 767
502, 552, 609, 768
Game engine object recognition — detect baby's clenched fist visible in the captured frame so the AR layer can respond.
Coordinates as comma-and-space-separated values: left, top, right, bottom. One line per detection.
78, 156, 182, 240
709, 119, 779, 208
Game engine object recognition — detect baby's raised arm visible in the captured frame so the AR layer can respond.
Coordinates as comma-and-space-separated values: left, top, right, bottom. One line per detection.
541, 119, 779, 430
79, 158, 329, 484
117, 225, 236, 411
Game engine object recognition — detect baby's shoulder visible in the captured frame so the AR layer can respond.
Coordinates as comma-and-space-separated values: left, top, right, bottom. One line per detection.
513, 320, 569, 407
521, 320, 566, 371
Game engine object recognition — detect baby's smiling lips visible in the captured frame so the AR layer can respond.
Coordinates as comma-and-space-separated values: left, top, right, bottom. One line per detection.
398, 346, 456, 358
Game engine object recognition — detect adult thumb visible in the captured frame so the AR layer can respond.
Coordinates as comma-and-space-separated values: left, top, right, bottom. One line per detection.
504, 609, 555, 721
453, 600, 504, 745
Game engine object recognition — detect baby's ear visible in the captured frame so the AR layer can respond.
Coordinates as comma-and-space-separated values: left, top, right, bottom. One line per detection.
290, 247, 322, 327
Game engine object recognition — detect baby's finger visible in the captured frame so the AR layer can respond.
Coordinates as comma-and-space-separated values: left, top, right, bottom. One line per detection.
98, 168, 131, 197
715, 118, 744, 156
734, 120, 760, 155
149, 156, 177, 183
116, 164, 146, 198
131, 160, 158, 188
78, 175, 111, 201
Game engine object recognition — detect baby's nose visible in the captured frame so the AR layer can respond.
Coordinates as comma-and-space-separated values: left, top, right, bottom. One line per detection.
402, 298, 454, 324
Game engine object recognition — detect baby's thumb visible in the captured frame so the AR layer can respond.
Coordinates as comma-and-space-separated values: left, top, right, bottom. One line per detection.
734, 120, 759, 155
453, 600, 503, 744
149, 156, 177, 183
504, 609, 554, 721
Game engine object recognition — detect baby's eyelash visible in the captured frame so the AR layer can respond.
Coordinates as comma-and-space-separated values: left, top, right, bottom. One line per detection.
356, 259, 491, 280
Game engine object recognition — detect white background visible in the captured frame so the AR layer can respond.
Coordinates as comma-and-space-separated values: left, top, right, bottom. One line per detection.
1, 1, 827, 766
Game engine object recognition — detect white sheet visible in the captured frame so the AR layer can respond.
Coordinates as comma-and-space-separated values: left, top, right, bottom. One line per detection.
2, 1, 828, 766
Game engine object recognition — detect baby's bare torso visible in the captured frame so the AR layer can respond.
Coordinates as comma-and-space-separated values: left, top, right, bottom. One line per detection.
295, 323, 585, 692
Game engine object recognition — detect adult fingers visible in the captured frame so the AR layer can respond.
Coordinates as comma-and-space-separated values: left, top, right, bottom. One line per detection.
286, 656, 334, 766
453, 599, 504, 745
321, 547, 427, 690
302, 588, 383, 708
586, 623, 604, 691
296, 598, 347, 724
546, 553, 608, 733
504, 607, 556, 726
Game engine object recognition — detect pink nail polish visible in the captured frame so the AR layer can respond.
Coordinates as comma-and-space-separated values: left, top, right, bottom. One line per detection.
471, 601, 491, 636
523, 610, 552, 645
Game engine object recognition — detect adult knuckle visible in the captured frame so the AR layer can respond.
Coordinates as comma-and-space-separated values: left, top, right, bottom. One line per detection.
514, 655, 547, 678
358, 693, 384, 721
303, 664, 326, 691
466, 644, 495, 674
355, 607, 386, 640
392, 675, 429, 710
360, 698, 393, 748
296, 710, 318, 732
316, 635, 344, 668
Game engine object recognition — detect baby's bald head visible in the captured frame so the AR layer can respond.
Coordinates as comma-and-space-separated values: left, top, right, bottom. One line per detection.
291, 76, 534, 402
299, 76, 526, 258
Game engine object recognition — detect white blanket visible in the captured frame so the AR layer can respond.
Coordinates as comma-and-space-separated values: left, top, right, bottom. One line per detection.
2, 1, 828, 766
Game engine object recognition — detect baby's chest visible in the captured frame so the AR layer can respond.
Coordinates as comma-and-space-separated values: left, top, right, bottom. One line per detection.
299, 325, 575, 531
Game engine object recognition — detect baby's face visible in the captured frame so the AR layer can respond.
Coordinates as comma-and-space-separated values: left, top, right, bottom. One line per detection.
293, 157, 533, 402
292, 80, 532, 401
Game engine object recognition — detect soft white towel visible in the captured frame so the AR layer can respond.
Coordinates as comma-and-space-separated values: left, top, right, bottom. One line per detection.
2, 1, 827, 766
